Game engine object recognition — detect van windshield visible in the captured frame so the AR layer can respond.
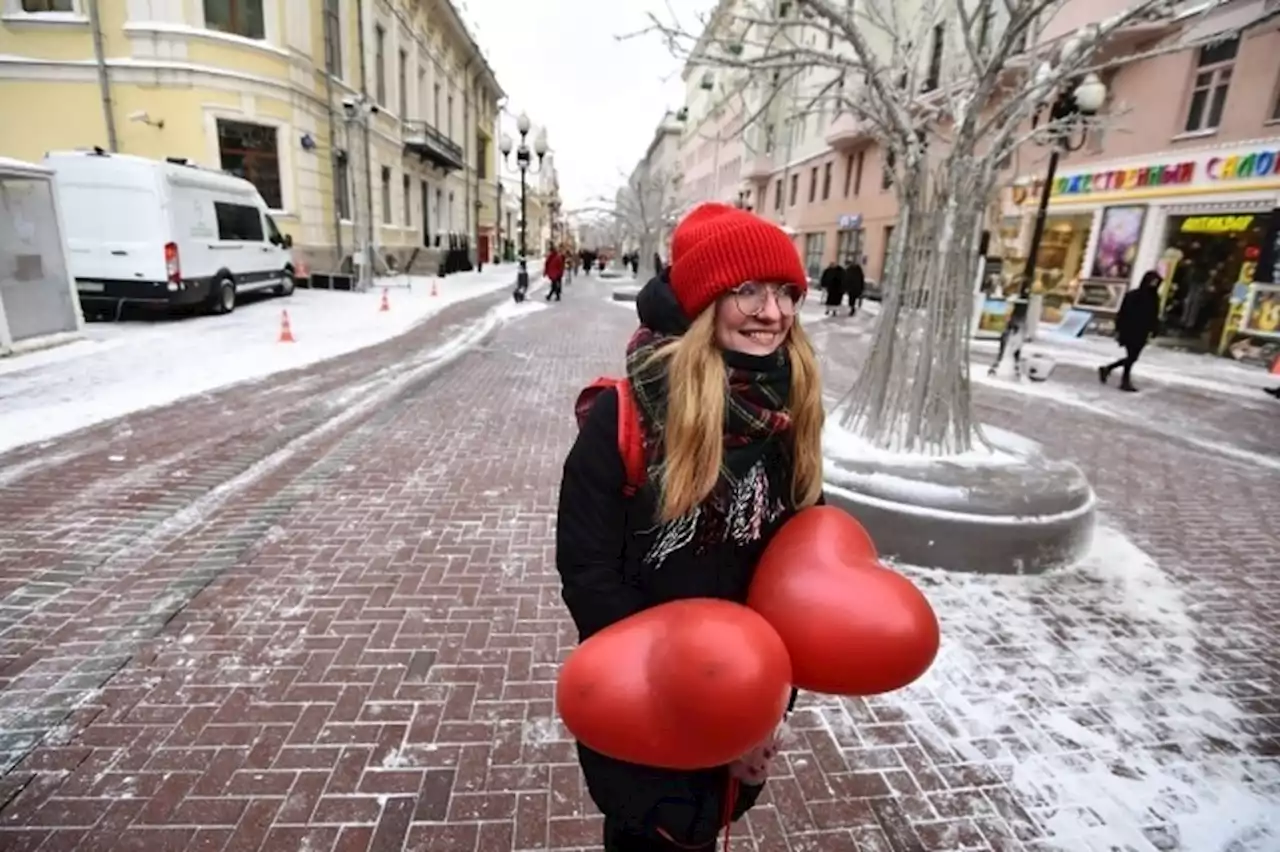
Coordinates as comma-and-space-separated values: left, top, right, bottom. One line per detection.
59, 184, 163, 243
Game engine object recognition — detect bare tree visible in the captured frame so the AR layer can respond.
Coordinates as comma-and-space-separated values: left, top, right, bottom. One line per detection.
605, 165, 686, 280
637, 0, 1234, 455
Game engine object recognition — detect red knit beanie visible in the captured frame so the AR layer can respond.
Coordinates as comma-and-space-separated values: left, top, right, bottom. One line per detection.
668, 202, 809, 319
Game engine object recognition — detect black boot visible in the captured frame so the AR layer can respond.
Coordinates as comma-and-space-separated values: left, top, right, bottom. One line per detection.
1098, 366, 1110, 384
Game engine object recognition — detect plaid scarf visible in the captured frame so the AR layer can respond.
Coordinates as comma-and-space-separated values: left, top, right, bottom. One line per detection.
624, 325, 793, 493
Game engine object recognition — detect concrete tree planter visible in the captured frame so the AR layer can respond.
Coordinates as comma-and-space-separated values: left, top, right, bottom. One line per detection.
612, 286, 641, 302
822, 420, 1095, 575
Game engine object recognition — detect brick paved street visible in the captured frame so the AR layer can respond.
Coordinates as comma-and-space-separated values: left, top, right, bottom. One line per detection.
0, 276, 1277, 852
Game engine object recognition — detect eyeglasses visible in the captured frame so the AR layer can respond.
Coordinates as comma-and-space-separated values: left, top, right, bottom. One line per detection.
728, 282, 804, 317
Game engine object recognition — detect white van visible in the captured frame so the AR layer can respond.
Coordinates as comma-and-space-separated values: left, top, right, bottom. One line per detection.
43, 149, 294, 317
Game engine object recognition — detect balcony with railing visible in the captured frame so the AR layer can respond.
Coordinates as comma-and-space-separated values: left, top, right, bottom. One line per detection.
824, 112, 873, 150
403, 120, 464, 172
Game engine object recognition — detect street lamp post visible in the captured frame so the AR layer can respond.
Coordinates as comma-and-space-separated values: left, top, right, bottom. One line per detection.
500, 111, 548, 302
1014, 71, 1107, 321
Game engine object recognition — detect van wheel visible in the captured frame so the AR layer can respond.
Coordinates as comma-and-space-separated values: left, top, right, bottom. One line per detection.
275, 269, 295, 297
211, 277, 236, 315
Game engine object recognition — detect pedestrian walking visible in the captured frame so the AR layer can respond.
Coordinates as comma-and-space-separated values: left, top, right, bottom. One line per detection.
558, 202, 824, 852
544, 246, 565, 302
843, 259, 866, 316
820, 259, 845, 317
1099, 270, 1162, 392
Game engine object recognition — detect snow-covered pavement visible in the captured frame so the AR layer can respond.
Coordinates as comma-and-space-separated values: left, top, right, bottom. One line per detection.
0, 264, 539, 455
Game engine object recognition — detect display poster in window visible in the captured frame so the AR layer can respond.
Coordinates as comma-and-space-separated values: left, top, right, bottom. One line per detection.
976, 298, 1013, 335
1090, 205, 1146, 280
1075, 280, 1127, 313
1241, 284, 1280, 338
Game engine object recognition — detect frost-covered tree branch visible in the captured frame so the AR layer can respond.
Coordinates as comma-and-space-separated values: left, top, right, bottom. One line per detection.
633, 0, 1242, 455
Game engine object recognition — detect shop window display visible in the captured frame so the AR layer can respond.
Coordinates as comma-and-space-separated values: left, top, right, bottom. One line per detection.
1029, 215, 1092, 324
1157, 212, 1269, 350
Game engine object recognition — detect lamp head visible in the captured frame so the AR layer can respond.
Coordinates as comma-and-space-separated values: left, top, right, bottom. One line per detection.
516, 112, 532, 135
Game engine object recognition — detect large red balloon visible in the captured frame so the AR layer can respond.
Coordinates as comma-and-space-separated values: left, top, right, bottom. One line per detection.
556, 598, 792, 770
748, 506, 939, 696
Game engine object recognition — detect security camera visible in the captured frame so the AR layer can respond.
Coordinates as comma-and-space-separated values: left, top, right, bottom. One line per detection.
368, 103, 380, 115
341, 97, 358, 118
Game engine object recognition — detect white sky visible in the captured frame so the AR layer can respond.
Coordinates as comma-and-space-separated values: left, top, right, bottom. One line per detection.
461, 0, 714, 211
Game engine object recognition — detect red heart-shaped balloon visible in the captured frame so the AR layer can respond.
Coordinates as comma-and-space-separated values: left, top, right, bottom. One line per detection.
748, 506, 939, 696
556, 598, 792, 770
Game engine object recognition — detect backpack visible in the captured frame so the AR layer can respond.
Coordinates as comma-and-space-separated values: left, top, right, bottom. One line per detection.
574, 377, 646, 497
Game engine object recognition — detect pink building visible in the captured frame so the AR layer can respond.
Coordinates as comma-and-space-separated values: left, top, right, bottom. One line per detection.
1006, 6, 1280, 354
737, 0, 1280, 357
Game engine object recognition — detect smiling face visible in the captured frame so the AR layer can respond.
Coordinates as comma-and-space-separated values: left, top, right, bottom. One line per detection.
713, 282, 801, 356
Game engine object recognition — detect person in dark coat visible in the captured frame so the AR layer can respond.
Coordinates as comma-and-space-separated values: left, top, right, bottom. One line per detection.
843, 260, 866, 316
557, 203, 825, 852
1099, 269, 1163, 392
819, 260, 845, 317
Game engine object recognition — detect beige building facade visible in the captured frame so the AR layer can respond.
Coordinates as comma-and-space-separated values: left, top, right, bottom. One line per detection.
0, 0, 503, 276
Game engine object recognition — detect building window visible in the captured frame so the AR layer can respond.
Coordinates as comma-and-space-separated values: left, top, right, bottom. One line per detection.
821, 162, 832, 201
217, 119, 282, 210
447, 94, 454, 140
854, 151, 864, 195
882, 149, 895, 190
789, 173, 798, 206
476, 135, 488, 179
21, 0, 75, 11
334, 152, 350, 220
433, 82, 441, 129
773, 178, 783, 211
402, 173, 411, 226
447, 191, 454, 232
322, 0, 341, 77
398, 49, 408, 117
434, 188, 443, 240
808, 167, 817, 203
417, 68, 425, 119
1183, 36, 1238, 134
843, 154, 854, 197
925, 23, 945, 92
204, 0, 264, 40
803, 232, 825, 279
837, 227, 864, 265
374, 24, 386, 105
381, 166, 392, 224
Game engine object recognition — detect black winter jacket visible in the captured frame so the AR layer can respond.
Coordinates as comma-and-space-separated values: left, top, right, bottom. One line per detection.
554, 276, 805, 848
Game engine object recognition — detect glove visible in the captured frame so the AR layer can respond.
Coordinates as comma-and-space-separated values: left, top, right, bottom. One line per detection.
728, 733, 780, 786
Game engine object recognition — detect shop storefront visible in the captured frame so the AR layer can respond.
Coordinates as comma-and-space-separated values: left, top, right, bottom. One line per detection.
1015, 139, 1280, 355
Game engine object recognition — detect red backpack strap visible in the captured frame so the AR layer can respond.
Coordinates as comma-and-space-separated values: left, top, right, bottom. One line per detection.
574, 377, 647, 497
611, 380, 646, 497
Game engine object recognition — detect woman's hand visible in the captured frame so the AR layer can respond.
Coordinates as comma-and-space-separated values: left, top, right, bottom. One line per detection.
728, 733, 780, 786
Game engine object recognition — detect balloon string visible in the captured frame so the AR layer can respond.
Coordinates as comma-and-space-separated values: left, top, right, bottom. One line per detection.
721, 774, 739, 852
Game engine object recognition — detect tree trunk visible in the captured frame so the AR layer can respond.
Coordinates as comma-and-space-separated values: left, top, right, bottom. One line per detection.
638, 233, 659, 282
835, 153, 990, 455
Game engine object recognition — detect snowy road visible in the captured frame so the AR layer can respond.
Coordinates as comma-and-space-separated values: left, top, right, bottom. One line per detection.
0, 275, 1276, 852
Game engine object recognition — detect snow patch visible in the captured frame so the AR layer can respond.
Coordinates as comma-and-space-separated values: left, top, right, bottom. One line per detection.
882, 524, 1279, 850
0, 264, 541, 455
822, 414, 1031, 469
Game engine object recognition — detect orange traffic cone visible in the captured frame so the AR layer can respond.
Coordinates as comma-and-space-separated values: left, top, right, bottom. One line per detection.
379, 288, 390, 312
430, 279, 439, 298
278, 309, 296, 343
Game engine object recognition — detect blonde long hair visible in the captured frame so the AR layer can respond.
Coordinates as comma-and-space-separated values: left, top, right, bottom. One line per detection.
646, 310, 825, 522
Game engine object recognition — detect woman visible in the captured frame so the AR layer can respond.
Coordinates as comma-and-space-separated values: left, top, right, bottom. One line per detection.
556, 203, 826, 851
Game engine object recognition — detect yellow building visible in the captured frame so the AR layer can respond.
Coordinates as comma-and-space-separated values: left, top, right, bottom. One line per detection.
0, 0, 503, 275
